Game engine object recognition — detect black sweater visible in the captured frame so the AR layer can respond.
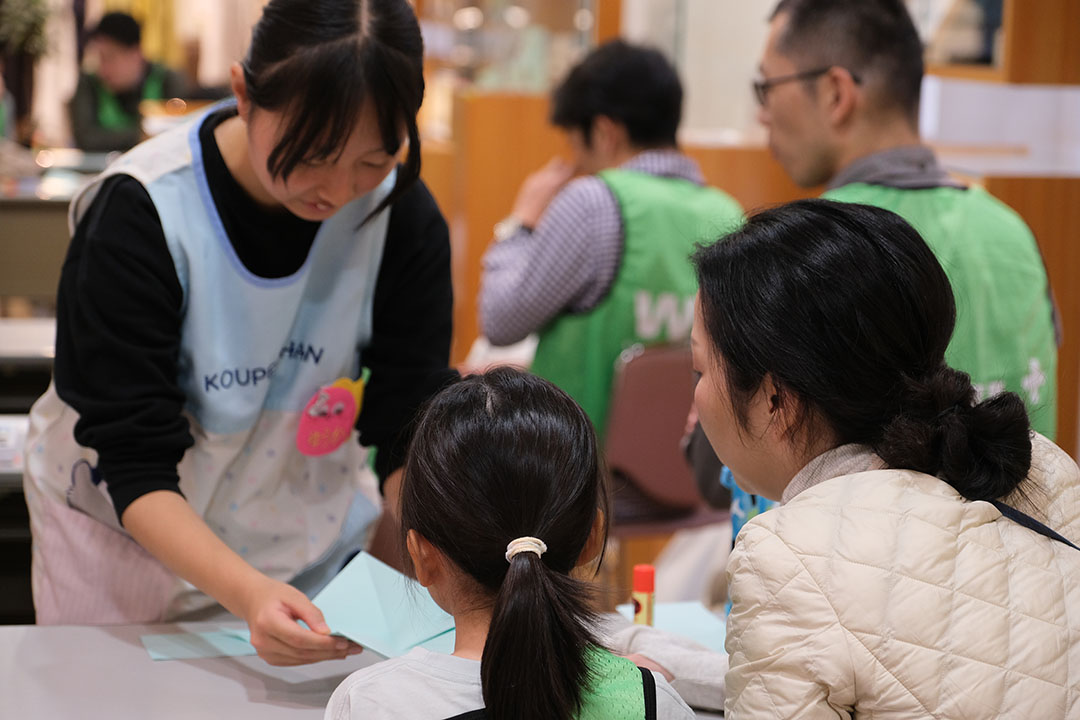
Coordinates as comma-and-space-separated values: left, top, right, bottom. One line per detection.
54, 109, 456, 519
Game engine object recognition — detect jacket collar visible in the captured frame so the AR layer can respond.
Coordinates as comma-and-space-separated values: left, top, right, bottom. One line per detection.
782, 443, 886, 505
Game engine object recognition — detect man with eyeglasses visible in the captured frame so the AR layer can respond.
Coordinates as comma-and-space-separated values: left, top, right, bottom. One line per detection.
754, 0, 1058, 438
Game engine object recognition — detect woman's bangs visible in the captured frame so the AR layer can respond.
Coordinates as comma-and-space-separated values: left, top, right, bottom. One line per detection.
264, 44, 369, 179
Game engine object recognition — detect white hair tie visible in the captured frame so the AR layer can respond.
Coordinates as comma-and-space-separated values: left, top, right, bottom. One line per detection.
505, 536, 548, 562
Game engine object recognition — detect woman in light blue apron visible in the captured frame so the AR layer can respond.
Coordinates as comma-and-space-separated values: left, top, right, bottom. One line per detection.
25, 0, 454, 667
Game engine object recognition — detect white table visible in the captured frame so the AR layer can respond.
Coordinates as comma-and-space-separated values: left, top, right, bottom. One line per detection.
0, 622, 723, 719
0, 622, 369, 719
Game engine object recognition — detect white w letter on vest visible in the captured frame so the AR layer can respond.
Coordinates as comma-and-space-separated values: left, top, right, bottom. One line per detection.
634, 291, 694, 341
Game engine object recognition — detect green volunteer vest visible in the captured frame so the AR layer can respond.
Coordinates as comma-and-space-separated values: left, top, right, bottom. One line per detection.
444, 648, 657, 720
578, 648, 650, 720
94, 63, 167, 131
824, 182, 1057, 438
531, 169, 743, 439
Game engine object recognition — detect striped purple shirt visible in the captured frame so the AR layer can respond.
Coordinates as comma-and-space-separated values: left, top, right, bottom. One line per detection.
480, 150, 706, 346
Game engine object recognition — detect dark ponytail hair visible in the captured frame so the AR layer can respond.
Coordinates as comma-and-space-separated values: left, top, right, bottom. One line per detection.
400, 368, 610, 720
692, 199, 1032, 501
242, 0, 424, 217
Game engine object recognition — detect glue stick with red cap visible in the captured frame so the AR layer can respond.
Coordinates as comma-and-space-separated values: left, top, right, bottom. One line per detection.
632, 564, 655, 626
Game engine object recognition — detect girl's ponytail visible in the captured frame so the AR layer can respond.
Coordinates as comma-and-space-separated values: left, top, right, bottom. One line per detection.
482, 553, 599, 720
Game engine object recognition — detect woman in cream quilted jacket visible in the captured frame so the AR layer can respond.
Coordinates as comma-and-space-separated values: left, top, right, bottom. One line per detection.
691, 200, 1080, 719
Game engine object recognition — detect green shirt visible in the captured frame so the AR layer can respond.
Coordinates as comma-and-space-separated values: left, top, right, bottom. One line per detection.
824, 182, 1057, 438
71, 62, 185, 152
0, 92, 11, 139
94, 63, 167, 131
531, 169, 743, 439
578, 648, 651, 719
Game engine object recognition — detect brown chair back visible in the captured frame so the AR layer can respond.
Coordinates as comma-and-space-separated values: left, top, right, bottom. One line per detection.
604, 344, 701, 511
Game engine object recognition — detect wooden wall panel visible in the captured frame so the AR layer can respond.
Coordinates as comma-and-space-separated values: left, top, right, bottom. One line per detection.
595, 0, 623, 44
930, 0, 1080, 85
449, 92, 566, 365
984, 176, 1080, 459
419, 139, 456, 222
685, 145, 819, 212
0, 200, 69, 300
1064, 0, 1080, 84
1002, 0, 1080, 84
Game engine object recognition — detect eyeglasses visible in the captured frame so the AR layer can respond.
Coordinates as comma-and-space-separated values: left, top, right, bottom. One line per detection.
752, 67, 861, 105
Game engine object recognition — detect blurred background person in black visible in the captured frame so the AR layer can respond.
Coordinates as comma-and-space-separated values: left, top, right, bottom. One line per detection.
68, 11, 187, 152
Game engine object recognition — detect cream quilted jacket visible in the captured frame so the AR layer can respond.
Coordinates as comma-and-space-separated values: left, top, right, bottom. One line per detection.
725, 434, 1080, 719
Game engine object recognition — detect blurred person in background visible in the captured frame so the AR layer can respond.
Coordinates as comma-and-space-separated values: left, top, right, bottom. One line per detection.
480, 40, 742, 443
69, 11, 188, 152
0, 53, 15, 140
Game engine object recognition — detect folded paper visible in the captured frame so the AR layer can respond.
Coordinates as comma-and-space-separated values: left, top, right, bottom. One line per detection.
139, 552, 454, 661
141, 628, 255, 661
312, 551, 455, 658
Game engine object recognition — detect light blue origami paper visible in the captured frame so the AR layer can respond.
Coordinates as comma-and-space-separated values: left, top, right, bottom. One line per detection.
141, 628, 255, 661
312, 551, 455, 658
416, 628, 457, 654
139, 552, 455, 661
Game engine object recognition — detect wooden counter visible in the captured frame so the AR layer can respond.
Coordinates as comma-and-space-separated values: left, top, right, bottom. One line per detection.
0, 196, 70, 300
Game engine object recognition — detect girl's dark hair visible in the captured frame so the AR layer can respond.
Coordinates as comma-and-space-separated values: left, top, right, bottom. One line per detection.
243, 0, 424, 216
400, 368, 610, 720
692, 199, 1032, 502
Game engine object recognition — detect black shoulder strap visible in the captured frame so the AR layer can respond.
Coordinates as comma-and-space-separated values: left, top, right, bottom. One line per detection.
991, 501, 1080, 551
638, 666, 658, 720
443, 710, 486, 720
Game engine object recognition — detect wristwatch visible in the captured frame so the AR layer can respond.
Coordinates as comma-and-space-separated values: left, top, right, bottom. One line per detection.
493, 216, 530, 242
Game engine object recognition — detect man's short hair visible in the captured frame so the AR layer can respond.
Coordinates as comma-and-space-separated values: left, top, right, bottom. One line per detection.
89, 12, 142, 49
551, 40, 682, 148
771, 0, 924, 123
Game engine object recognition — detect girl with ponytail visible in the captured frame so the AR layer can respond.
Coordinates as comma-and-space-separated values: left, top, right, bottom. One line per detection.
691, 199, 1080, 718
325, 367, 694, 720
